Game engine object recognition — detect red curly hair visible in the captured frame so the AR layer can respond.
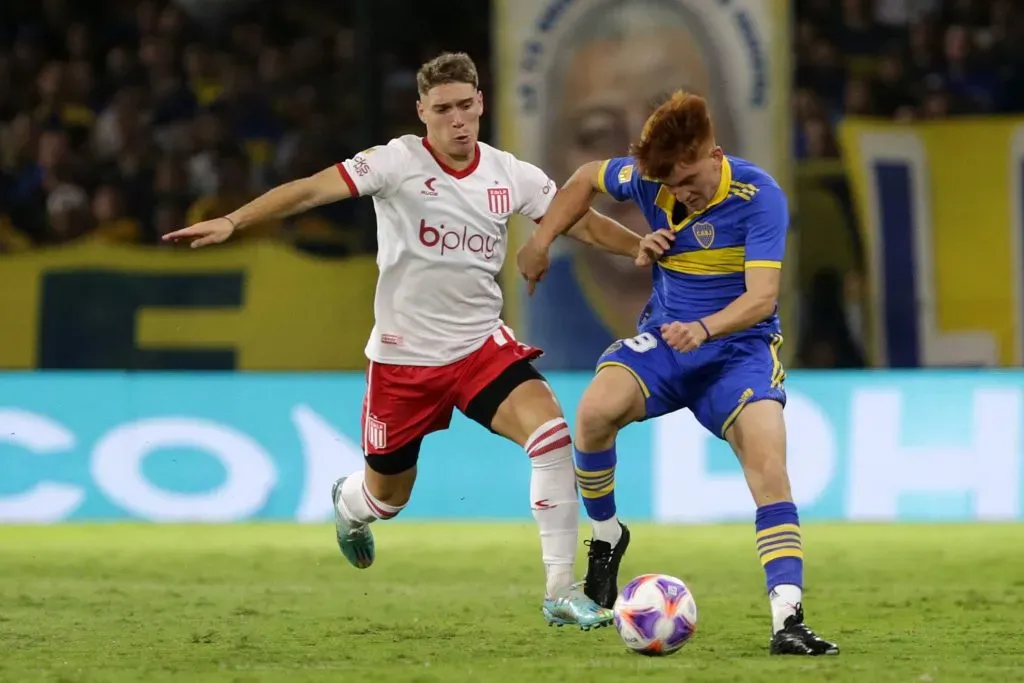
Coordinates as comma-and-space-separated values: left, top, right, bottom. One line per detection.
632, 91, 715, 180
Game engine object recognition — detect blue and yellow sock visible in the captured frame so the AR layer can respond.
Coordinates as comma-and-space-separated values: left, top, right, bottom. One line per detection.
755, 501, 805, 631
573, 445, 620, 542
755, 501, 804, 589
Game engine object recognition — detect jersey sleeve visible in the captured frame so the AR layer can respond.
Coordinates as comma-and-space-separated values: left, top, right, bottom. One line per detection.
511, 158, 558, 221
335, 140, 407, 198
744, 185, 789, 269
595, 156, 643, 202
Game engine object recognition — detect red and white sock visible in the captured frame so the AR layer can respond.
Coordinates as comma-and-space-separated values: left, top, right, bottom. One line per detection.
527, 417, 580, 599
336, 470, 404, 525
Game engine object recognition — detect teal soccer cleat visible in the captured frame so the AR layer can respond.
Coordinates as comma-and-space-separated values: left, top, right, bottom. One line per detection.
542, 583, 615, 631
331, 477, 375, 568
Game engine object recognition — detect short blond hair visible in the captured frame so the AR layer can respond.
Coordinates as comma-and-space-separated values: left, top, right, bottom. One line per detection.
416, 52, 479, 96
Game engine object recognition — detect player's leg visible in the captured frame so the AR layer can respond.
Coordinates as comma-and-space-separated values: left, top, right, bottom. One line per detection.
455, 328, 610, 629
473, 373, 578, 597
331, 440, 420, 569
332, 362, 454, 569
574, 332, 681, 608
700, 334, 838, 655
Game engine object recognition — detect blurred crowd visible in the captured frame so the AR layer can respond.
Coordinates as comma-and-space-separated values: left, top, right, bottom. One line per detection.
5, 0, 1018, 248
795, 0, 1024, 158
0, 0, 488, 254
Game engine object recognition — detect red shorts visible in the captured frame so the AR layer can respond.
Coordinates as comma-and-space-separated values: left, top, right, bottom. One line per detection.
361, 326, 543, 455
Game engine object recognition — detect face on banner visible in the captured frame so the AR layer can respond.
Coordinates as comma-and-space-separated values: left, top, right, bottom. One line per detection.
500, 0, 788, 368
547, 5, 741, 333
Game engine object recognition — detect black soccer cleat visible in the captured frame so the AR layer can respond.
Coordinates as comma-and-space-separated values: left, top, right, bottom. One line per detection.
582, 522, 631, 609
769, 605, 839, 656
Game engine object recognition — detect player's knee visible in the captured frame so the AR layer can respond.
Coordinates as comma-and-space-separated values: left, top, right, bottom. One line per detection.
364, 438, 421, 507
575, 399, 617, 450
575, 369, 642, 450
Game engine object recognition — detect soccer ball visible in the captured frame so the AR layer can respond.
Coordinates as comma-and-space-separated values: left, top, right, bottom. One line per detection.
613, 574, 698, 656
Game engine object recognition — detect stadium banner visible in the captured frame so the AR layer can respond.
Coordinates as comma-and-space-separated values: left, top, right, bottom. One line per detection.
0, 242, 377, 371
839, 118, 1024, 368
1, 370, 1021, 523
494, 0, 795, 370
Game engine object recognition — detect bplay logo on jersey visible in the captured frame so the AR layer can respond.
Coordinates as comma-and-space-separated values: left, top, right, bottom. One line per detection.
418, 219, 498, 259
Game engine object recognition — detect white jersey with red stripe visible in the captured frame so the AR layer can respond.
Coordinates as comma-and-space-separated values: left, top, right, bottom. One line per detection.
336, 135, 557, 366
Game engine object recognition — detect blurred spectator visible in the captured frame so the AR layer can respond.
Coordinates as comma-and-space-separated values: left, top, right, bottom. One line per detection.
91, 184, 141, 243
186, 143, 280, 240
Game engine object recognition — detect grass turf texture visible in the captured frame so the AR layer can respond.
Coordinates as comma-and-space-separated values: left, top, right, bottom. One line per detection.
1, 523, 1022, 683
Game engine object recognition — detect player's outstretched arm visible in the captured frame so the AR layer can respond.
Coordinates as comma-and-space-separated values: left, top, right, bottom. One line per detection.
535, 160, 604, 247
517, 160, 605, 294
566, 209, 642, 259
162, 166, 352, 248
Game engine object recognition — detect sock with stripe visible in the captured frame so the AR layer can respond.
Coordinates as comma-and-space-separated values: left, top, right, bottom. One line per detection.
337, 470, 404, 525
573, 444, 621, 546
755, 501, 804, 633
526, 418, 579, 599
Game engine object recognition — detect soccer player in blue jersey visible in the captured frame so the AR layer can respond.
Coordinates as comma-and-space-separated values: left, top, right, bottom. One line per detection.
517, 92, 838, 655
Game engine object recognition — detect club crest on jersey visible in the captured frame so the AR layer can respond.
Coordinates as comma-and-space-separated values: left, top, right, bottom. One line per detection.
487, 187, 510, 215
692, 221, 715, 249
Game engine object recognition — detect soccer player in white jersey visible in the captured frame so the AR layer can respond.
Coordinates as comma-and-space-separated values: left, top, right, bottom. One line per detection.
163, 52, 646, 629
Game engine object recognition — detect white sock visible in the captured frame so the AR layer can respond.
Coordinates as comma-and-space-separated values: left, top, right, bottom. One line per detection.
336, 470, 404, 525
591, 517, 622, 546
769, 584, 803, 633
526, 418, 580, 599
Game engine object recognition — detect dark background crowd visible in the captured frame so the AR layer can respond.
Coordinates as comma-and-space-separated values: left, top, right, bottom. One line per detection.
794, 0, 1024, 159
0, 0, 489, 254
1, 0, 1020, 369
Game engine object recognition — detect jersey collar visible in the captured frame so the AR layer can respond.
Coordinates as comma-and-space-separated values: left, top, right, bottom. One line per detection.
422, 138, 481, 179
656, 156, 733, 232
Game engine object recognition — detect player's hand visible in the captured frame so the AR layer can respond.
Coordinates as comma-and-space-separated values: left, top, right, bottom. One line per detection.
660, 321, 709, 353
635, 229, 675, 267
162, 217, 236, 248
517, 234, 551, 296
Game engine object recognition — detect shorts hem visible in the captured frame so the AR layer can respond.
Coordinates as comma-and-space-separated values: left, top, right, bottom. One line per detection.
596, 361, 651, 398
719, 394, 786, 439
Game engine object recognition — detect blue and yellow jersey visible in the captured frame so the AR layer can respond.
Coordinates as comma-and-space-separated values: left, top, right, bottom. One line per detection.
597, 155, 788, 337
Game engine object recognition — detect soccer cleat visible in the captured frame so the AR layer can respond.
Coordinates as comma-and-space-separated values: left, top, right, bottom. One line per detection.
582, 522, 631, 609
542, 583, 615, 631
769, 605, 839, 655
331, 477, 375, 568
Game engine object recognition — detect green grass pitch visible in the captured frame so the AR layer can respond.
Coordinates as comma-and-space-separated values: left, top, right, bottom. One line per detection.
1, 523, 1022, 682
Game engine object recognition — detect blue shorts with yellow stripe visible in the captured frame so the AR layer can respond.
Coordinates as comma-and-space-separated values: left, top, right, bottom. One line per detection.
597, 329, 787, 439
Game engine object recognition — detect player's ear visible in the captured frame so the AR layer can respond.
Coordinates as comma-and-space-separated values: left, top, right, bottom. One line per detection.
476, 90, 484, 115
415, 98, 426, 125
711, 146, 724, 161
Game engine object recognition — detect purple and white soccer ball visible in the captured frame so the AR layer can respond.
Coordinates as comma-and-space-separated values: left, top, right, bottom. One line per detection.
613, 574, 698, 656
